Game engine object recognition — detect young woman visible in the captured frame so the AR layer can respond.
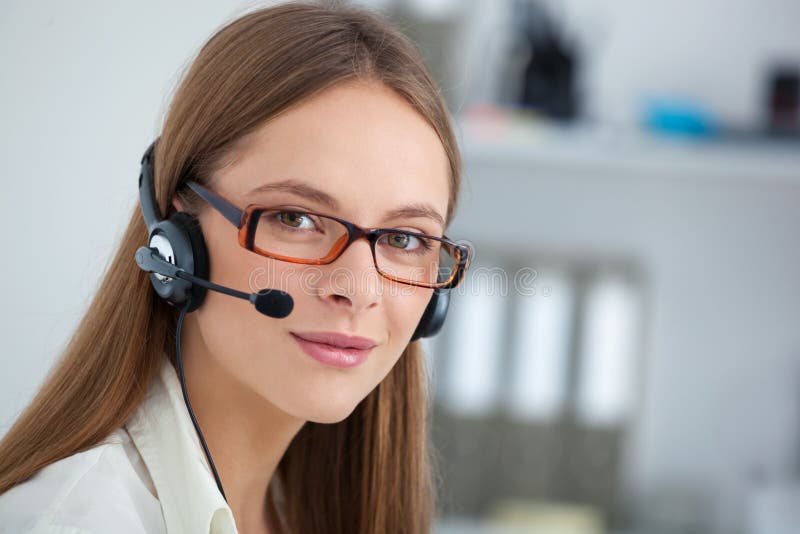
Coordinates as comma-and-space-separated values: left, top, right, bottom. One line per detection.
0, 1, 472, 533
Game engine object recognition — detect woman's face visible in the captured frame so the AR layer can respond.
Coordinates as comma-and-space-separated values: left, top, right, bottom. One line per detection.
178, 80, 450, 424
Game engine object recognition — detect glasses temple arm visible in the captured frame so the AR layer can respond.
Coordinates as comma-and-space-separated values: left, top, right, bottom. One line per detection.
185, 180, 244, 228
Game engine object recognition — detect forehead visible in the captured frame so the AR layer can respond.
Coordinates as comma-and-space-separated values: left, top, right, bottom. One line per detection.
215, 80, 451, 229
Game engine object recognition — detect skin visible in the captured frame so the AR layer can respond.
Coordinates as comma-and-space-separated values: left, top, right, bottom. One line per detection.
172, 79, 451, 533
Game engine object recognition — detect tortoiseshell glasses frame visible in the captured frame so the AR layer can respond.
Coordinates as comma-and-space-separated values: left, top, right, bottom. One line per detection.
183, 180, 471, 289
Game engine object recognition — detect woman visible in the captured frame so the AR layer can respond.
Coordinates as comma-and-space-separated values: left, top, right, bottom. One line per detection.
0, 1, 472, 533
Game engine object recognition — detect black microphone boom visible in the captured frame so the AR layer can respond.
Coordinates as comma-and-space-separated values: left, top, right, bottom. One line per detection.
135, 246, 294, 319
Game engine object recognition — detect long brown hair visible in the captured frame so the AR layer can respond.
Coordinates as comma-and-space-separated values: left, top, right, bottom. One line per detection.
0, 1, 462, 532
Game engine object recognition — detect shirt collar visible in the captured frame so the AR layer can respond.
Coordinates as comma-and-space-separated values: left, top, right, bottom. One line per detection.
125, 356, 238, 534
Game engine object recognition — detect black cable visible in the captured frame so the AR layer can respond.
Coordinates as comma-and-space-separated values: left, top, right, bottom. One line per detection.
175, 299, 228, 502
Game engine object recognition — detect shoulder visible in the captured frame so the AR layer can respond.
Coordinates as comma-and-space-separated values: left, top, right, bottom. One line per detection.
0, 427, 165, 534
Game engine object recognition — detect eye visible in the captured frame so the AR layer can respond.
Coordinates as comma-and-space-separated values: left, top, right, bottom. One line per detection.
388, 233, 413, 249
276, 211, 317, 230
384, 232, 434, 253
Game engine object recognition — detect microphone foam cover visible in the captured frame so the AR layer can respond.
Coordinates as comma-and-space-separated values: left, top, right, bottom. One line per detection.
253, 289, 294, 318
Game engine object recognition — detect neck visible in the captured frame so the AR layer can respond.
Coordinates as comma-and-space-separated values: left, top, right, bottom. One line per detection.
179, 313, 305, 533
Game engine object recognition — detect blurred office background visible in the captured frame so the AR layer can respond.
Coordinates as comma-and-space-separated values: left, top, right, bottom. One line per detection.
2, 1, 800, 533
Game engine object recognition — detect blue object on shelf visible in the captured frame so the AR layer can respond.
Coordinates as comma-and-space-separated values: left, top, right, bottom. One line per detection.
642, 97, 719, 138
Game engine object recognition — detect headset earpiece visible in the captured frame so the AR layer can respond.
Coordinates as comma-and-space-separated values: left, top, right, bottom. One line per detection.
411, 288, 450, 341
165, 212, 209, 312
139, 139, 210, 312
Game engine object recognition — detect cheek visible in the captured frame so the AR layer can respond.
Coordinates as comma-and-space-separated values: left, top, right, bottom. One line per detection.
191, 217, 294, 366
384, 285, 433, 350
351, 288, 430, 406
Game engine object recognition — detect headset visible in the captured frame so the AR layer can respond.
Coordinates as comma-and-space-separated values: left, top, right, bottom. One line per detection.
133, 138, 452, 501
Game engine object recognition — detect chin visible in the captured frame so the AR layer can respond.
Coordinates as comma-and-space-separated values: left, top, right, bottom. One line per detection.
294, 392, 365, 424
307, 411, 354, 425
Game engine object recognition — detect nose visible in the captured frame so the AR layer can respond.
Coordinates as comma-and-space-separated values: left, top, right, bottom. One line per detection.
317, 237, 381, 314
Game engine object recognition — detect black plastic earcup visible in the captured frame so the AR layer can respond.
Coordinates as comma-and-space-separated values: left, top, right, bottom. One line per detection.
167, 211, 210, 313
411, 288, 450, 341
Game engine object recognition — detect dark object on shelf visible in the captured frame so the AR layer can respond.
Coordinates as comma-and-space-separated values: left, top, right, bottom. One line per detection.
513, 0, 579, 120
766, 66, 800, 137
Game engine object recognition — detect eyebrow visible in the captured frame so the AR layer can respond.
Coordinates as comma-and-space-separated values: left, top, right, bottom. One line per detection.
247, 179, 339, 210
247, 178, 446, 228
383, 203, 445, 229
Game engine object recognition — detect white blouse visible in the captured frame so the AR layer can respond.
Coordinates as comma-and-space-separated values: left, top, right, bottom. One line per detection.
0, 356, 288, 533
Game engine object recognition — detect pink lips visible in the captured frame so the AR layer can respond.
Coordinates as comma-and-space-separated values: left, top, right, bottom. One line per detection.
291, 331, 378, 368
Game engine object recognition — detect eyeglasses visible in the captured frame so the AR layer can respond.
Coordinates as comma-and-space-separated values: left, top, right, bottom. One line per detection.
183, 180, 472, 289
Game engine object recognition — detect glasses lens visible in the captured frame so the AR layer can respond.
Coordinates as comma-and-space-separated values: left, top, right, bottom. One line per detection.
253, 209, 349, 261
375, 232, 460, 287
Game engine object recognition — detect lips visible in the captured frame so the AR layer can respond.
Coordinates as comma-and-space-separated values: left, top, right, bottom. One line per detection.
291, 331, 378, 350
290, 331, 378, 369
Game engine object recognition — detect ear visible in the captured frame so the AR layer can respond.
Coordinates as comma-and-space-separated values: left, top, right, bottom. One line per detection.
171, 195, 184, 212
